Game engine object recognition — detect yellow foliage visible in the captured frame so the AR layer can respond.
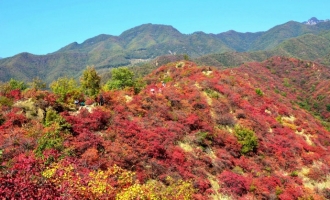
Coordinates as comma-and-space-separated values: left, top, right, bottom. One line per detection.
88, 169, 113, 195
41, 166, 57, 179
42, 163, 195, 199
42, 162, 74, 184
116, 183, 152, 200
116, 177, 195, 200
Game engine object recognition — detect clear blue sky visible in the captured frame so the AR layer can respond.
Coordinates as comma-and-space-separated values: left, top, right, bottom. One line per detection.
1, 0, 329, 58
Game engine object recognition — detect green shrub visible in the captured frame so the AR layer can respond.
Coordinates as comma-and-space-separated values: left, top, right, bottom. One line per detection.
0, 114, 4, 126
255, 88, 263, 96
0, 96, 13, 106
35, 127, 64, 157
234, 125, 258, 155
290, 170, 298, 177
326, 104, 330, 112
195, 131, 212, 147
163, 76, 173, 83
205, 88, 220, 99
36, 108, 70, 157
133, 77, 146, 94
283, 78, 290, 87
44, 107, 71, 130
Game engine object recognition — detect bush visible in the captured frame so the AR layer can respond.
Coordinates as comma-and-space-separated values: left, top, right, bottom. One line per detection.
255, 88, 263, 96
35, 125, 65, 157
326, 104, 330, 112
234, 125, 258, 155
216, 113, 236, 126
219, 170, 250, 196
0, 96, 13, 106
44, 107, 71, 130
205, 88, 220, 99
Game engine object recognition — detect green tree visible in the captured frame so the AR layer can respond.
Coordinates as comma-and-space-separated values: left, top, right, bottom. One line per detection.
183, 54, 190, 61
9, 78, 27, 90
50, 77, 81, 103
29, 77, 46, 90
80, 66, 101, 97
105, 67, 135, 90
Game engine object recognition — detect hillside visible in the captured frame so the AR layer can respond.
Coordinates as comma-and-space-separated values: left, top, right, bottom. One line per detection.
1, 20, 330, 84
195, 30, 330, 68
0, 58, 329, 199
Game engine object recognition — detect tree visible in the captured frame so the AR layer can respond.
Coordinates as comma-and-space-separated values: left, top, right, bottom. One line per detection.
9, 78, 27, 91
80, 66, 101, 97
183, 54, 190, 61
50, 77, 81, 103
105, 67, 135, 90
29, 77, 46, 90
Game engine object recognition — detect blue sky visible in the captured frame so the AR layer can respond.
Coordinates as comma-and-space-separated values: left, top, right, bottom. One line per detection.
1, 0, 329, 58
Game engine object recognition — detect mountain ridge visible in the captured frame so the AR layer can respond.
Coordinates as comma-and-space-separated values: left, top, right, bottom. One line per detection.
1, 19, 330, 84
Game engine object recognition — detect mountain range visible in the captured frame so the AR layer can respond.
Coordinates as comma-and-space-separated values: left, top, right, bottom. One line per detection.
1, 18, 330, 84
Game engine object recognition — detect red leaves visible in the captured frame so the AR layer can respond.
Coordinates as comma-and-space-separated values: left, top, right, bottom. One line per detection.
0, 60, 329, 199
170, 147, 186, 164
218, 170, 251, 196
0, 109, 27, 129
252, 176, 282, 197
184, 114, 199, 128
65, 107, 110, 133
8, 89, 21, 100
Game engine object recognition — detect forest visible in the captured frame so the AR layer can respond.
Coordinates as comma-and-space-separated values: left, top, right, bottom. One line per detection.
0, 57, 330, 199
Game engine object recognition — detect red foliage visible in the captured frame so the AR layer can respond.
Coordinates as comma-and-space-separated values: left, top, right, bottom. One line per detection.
218, 170, 251, 196
0, 109, 27, 129
0, 59, 330, 198
0, 153, 61, 199
252, 176, 282, 197
8, 89, 21, 100
278, 184, 304, 200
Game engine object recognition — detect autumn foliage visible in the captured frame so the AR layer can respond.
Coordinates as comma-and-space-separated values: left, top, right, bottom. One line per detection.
0, 57, 330, 199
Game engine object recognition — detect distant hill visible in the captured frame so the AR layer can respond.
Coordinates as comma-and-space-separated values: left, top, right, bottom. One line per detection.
1, 19, 330, 84
194, 30, 330, 68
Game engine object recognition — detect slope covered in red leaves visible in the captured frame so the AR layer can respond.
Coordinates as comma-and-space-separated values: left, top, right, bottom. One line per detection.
0, 57, 329, 199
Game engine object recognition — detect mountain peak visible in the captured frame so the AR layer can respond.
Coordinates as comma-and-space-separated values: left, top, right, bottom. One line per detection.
119, 23, 181, 40
303, 17, 330, 25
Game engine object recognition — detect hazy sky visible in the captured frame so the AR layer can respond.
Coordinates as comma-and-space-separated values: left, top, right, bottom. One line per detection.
1, 0, 329, 58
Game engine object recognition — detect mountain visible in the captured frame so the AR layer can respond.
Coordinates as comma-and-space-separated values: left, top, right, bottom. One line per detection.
1, 20, 330, 84
194, 29, 330, 68
0, 58, 329, 199
303, 17, 330, 25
